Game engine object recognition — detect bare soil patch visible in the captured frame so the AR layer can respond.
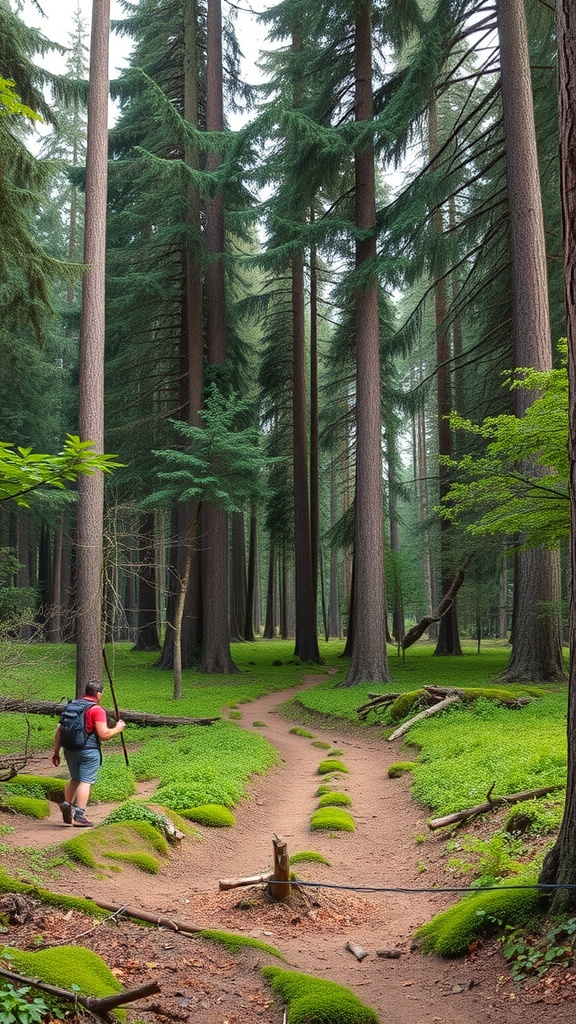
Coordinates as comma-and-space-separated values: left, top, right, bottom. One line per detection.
2, 675, 575, 1024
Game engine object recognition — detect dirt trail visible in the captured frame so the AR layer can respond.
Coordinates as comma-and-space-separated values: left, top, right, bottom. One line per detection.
3, 676, 573, 1024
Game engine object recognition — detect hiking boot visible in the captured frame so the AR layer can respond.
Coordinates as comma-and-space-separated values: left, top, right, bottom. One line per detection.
60, 801, 73, 825
73, 808, 93, 828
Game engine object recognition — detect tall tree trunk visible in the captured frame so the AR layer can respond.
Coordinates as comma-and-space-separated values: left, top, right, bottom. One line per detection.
328, 458, 340, 639
229, 511, 247, 642
539, 0, 576, 908
388, 454, 405, 644
16, 509, 33, 640
309, 234, 319, 605
496, 0, 564, 682
75, 0, 110, 695
200, 0, 236, 674
135, 511, 160, 652
340, 0, 392, 686
292, 252, 321, 662
243, 507, 257, 641
263, 542, 277, 639
498, 554, 509, 640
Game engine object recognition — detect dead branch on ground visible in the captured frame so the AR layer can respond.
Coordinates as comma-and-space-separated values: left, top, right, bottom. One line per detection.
428, 783, 564, 830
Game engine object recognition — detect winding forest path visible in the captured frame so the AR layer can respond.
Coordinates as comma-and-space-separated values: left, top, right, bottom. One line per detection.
4, 675, 573, 1024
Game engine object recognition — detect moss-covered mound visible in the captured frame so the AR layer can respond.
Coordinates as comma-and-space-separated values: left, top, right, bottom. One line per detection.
180, 804, 235, 827
0, 795, 50, 818
0, 944, 123, 1000
199, 929, 283, 959
62, 822, 169, 873
310, 808, 355, 833
318, 792, 351, 808
414, 882, 547, 956
387, 762, 416, 779
289, 851, 331, 867
317, 759, 348, 776
262, 967, 379, 1023
101, 800, 190, 842
0, 869, 107, 917
5, 775, 66, 801
289, 727, 315, 738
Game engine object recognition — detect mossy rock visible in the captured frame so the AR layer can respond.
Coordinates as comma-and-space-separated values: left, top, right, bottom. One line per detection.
289, 851, 331, 867
318, 792, 351, 809
387, 762, 416, 779
180, 804, 235, 827
310, 808, 355, 833
262, 966, 379, 1023
7, 775, 66, 801
504, 799, 563, 837
0, 796, 50, 818
414, 882, 547, 956
62, 822, 169, 873
317, 759, 348, 775
311, 741, 332, 750
289, 727, 315, 738
0, 944, 123, 1003
315, 785, 333, 797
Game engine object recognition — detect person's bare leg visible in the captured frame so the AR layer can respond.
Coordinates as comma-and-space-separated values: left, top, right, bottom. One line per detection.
64, 780, 79, 803
73, 782, 91, 810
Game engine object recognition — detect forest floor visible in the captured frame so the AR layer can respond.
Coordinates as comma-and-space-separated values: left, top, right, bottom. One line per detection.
2, 673, 576, 1024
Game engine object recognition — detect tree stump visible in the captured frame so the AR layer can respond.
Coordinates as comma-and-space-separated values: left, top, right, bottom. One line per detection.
268, 835, 291, 901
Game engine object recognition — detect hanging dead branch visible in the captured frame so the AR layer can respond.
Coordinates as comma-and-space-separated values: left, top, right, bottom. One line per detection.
400, 554, 475, 652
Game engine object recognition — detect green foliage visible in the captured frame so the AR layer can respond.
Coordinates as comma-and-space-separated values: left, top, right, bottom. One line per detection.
252, 720, 267, 728
0, 982, 49, 1024
504, 799, 564, 837
388, 687, 541, 725
438, 358, 569, 548
0, 78, 41, 121
289, 851, 331, 866
414, 883, 547, 956
180, 805, 235, 827
315, 785, 333, 796
199, 930, 283, 959
445, 833, 524, 887
387, 762, 416, 778
7, 777, 65, 802
289, 727, 315, 738
0, 946, 123, 1002
62, 822, 169, 874
318, 792, 351, 808
101, 801, 178, 842
0, 797, 49, 819
310, 808, 355, 833
228, 711, 243, 720
0, 437, 121, 507
317, 759, 348, 776
261, 967, 379, 1023
502, 917, 576, 983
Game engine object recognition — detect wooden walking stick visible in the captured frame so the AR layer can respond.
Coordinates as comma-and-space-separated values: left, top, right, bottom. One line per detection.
102, 647, 130, 767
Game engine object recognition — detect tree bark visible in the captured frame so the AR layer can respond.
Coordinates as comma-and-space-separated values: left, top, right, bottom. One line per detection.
340, 0, 392, 686
496, 0, 564, 683
75, 0, 110, 695
135, 511, 160, 652
539, 0, 576, 910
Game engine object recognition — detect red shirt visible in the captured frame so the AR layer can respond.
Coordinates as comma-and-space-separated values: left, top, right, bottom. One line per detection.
84, 698, 107, 735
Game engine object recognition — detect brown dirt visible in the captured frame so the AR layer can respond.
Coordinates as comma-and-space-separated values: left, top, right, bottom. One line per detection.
2, 674, 575, 1024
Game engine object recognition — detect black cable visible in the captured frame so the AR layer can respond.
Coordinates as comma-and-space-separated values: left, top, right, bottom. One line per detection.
267, 878, 576, 894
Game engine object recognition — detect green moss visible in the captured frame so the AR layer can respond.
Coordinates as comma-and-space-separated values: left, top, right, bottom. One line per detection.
311, 741, 332, 750
318, 792, 351, 808
180, 804, 235, 827
388, 687, 542, 725
387, 762, 416, 778
62, 822, 169, 874
327, 749, 343, 757
414, 882, 547, 956
7, 775, 66, 801
315, 785, 333, 797
104, 852, 160, 874
310, 808, 355, 833
317, 759, 348, 775
289, 727, 315, 738
102, 801, 179, 842
262, 967, 379, 1023
199, 929, 283, 959
0, 945, 123, 1004
289, 851, 331, 866
0, 796, 50, 818
504, 799, 564, 837
252, 721, 268, 728
228, 710, 243, 720
0, 869, 107, 916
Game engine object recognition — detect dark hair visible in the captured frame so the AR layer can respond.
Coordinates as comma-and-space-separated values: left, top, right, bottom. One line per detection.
84, 681, 104, 698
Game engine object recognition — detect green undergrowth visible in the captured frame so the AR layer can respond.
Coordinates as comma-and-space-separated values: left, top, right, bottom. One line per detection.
198, 929, 283, 959
504, 798, 564, 837
62, 822, 169, 874
386, 686, 543, 725
262, 966, 379, 1023
310, 808, 355, 832
3, 776, 65, 801
414, 879, 547, 956
0, 795, 50, 818
289, 727, 315, 738
0, 945, 123, 1008
388, 761, 416, 778
104, 851, 161, 873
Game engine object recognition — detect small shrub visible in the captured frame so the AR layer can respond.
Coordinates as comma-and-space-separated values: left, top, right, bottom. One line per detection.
310, 808, 355, 833
102, 801, 182, 842
317, 759, 348, 776
180, 804, 235, 827
318, 792, 351, 808
388, 761, 416, 778
262, 967, 379, 1023
503, 917, 576, 983
252, 721, 267, 728
289, 727, 315, 738
0, 981, 50, 1024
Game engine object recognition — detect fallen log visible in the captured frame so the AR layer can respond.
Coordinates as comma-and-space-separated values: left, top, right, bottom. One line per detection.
0, 966, 159, 1023
88, 899, 204, 934
356, 693, 401, 720
428, 784, 564, 830
387, 693, 463, 741
219, 871, 274, 891
0, 698, 218, 728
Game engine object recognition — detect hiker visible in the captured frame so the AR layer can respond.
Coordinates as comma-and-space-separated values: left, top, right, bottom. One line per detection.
52, 680, 126, 828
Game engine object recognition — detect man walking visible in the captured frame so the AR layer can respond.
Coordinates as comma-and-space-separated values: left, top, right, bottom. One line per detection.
52, 680, 126, 827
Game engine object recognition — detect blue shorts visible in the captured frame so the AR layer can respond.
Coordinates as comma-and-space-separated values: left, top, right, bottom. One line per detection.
64, 747, 101, 784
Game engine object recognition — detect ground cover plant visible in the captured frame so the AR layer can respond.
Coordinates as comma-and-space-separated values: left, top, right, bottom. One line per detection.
262, 966, 379, 1023
310, 807, 355, 832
